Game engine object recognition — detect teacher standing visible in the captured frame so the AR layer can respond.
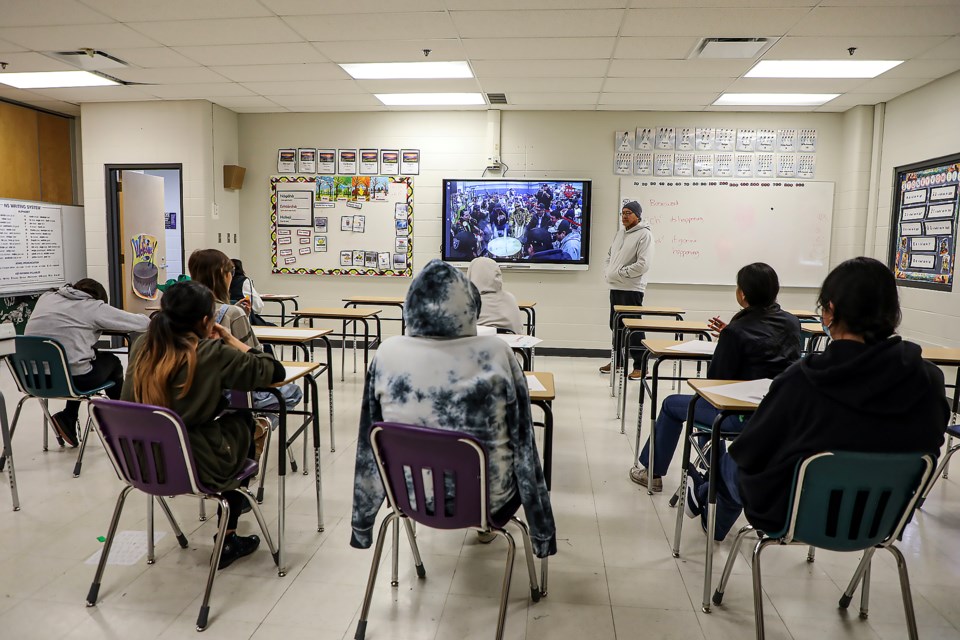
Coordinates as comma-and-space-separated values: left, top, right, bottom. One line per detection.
600, 201, 655, 379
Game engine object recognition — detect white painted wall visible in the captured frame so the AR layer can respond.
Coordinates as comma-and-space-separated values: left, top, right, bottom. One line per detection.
875, 70, 960, 347
212, 104, 241, 256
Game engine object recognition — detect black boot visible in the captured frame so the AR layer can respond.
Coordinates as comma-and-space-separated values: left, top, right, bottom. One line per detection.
215, 532, 260, 570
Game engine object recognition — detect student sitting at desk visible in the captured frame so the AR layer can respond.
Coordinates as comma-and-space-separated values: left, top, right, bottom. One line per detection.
24, 278, 149, 447
350, 259, 556, 557
228, 258, 264, 315
629, 263, 801, 492
122, 280, 284, 568
467, 256, 524, 334
685, 257, 949, 541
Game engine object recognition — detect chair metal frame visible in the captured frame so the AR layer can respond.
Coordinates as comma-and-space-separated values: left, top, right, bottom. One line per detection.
354, 422, 544, 640
710, 451, 934, 640
86, 398, 279, 632
917, 422, 960, 507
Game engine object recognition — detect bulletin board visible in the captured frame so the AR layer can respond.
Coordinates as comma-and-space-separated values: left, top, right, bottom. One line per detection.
888, 153, 960, 291
270, 176, 413, 277
0, 198, 86, 295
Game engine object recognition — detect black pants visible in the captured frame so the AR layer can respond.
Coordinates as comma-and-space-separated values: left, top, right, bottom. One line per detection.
63, 352, 124, 421
219, 415, 258, 531
609, 290, 645, 371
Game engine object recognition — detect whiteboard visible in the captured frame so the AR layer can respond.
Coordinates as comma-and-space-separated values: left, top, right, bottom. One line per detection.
619, 178, 834, 287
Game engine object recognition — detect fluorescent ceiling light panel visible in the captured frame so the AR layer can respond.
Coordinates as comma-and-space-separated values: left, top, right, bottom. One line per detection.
0, 70, 119, 88
341, 61, 473, 79
746, 60, 903, 79
714, 93, 839, 106
375, 92, 485, 106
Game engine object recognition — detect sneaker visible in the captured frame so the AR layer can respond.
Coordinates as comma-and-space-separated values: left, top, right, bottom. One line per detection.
476, 531, 497, 544
628, 369, 643, 380
628, 467, 662, 492
684, 467, 705, 519
216, 532, 260, 570
50, 411, 79, 448
599, 362, 612, 374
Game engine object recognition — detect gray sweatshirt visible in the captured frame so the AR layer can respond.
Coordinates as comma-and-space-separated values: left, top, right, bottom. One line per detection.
25, 286, 150, 375
467, 257, 524, 334
603, 220, 654, 292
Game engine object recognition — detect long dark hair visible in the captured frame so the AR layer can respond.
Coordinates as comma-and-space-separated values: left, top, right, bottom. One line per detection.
736, 263, 779, 308
188, 249, 233, 303
132, 280, 213, 406
818, 257, 901, 344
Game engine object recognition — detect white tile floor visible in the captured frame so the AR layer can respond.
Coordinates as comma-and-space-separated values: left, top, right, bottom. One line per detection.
1, 355, 959, 639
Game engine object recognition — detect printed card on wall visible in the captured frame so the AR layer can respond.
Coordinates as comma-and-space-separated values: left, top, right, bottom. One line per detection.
615, 130, 634, 152
334, 176, 351, 200
372, 177, 389, 200
284, 256, 297, 265
364, 251, 377, 268
315, 236, 327, 252
634, 152, 653, 176
277, 149, 296, 173
677, 127, 695, 151
315, 216, 327, 233
298, 148, 317, 174
396, 219, 408, 235
340, 216, 353, 231
277, 228, 291, 236
798, 155, 816, 179
299, 237, 311, 244
756, 129, 777, 152
674, 152, 694, 177
654, 153, 674, 177
715, 153, 734, 177
359, 149, 379, 175
393, 253, 407, 269
316, 176, 334, 201
299, 246, 312, 255
696, 128, 715, 150
340, 250, 353, 266
736, 129, 756, 152
798, 128, 817, 152
715, 128, 735, 151
777, 154, 797, 178
378, 252, 390, 270
317, 149, 336, 174
694, 153, 713, 177
655, 127, 676, 150
353, 250, 365, 265
395, 237, 409, 253
778, 129, 797, 152
338, 149, 357, 174
351, 176, 371, 201
394, 202, 407, 220
278, 236, 292, 245
614, 152, 633, 175
635, 127, 654, 151
380, 149, 399, 175
735, 154, 754, 178
279, 248, 293, 256
400, 149, 420, 175
277, 191, 313, 226
756, 153, 775, 178
353, 214, 365, 232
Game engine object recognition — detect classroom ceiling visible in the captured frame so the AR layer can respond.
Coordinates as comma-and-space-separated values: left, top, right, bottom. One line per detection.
0, 0, 959, 117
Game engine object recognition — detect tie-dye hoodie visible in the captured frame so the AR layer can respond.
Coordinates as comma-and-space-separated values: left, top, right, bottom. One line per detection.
350, 259, 557, 557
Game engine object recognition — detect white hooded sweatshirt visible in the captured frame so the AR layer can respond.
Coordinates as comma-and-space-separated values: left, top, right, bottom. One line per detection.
604, 220, 654, 292
466, 257, 524, 334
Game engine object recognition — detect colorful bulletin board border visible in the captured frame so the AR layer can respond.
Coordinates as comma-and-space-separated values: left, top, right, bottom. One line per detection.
888, 153, 960, 291
270, 175, 413, 277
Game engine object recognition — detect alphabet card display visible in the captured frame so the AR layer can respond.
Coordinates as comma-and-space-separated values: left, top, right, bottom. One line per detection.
271, 176, 413, 277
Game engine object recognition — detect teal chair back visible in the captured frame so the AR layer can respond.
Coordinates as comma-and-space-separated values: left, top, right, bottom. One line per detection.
9, 336, 79, 399
775, 451, 934, 552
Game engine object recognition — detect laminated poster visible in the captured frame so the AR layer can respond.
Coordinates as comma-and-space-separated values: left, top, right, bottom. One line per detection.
635, 127, 654, 151
395, 219, 408, 235
315, 236, 327, 252
615, 130, 634, 152
654, 153, 674, 177
395, 202, 408, 220
634, 152, 653, 176
317, 149, 336, 175
359, 149, 379, 175
695, 128, 715, 151
299, 246, 311, 255
400, 149, 420, 175
676, 127, 694, 151
734, 154, 753, 178
353, 214, 365, 233
378, 252, 390, 270
277, 149, 296, 173
334, 176, 352, 200
341, 216, 353, 231
798, 128, 817, 152
715, 153, 734, 178
715, 128, 735, 152
777, 154, 797, 178
298, 148, 317, 174
315, 217, 328, 233
353, 250, 365, 265
380, 149, 399, 176
340, 250, 353, 266
674, 152, 694, 177
130, 234, 160, 301
756, 153, 775, 178
316, 176, 334, 201
338, 149, 357, 175
694, 153, 713, 177
393, 253, 407, 269
736, 129, 756, 152
364, 251, 378, 268
778, 129, 797, 153
351, 176, 370, 201
395, 237, 409, 252
756, 129, 777, 153
614, 152, 633, 175
797, 155, 816, 179
277, 190, 313, 227
655, 127, 675, 150
372, 177, 389, 200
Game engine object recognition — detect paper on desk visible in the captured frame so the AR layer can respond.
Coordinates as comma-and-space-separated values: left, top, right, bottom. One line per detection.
666, 340, 716, 355
476, 325, 497, 336
498, 334, 543, 349
705, 379, 772, 404
526, 374, 547, 392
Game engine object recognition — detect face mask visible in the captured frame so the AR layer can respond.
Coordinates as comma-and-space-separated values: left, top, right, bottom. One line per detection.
821, 321, 832, 339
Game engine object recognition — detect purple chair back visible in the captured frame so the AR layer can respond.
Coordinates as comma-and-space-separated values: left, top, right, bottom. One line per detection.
370, 422, 489, 531
90, 398, 205, 497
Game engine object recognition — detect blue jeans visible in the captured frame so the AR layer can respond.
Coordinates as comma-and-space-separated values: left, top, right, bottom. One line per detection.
638, 394, 744, 477
695, 452, 743, 541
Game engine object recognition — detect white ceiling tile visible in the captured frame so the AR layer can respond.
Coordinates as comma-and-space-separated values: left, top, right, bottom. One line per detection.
450, 9, 624, 38
602, 76, 733, 92
853, 77, 936, 94
478, 77, 604, 93
878, 58, 960, 78
608, 59, 751, 77
0, 0, 111, 27
919, 36, 960, 60
0, 24, 160, 51
600, 92, 719, 105
706, 104, 815, 111
78, 0, 272, 21
267, 93, 382, 107
208, 95, 280, 108
472, 59, 610, 78
0, 39, 28, 53
286, 105, 385, 112
628, 0, 816, 5
614, 37, 702, 59
128, 18, 302, 47
230, 105, 289, 112
29, 85, 160, 102
789, 7, 960, 37
211, 63, 349, 82
463, 38, 615, 60
817, 0, 960, 5
241, 80, 364, 96
621, 8, 810, 37
108, 47, 200, 68
819, 92, 900, 107
311, 39, 466, 63
260, 0, 445, 14
765, 36, 950, 60
0, 84, 51, 103
355, 79, 483, 93
0, 52, 77, 73
597, 104, 706, 111
284, 12, 457, 42
724, 77, 863, 92
507, 93, 599, 105
173, 43, 327, 67
445, 0, 627, 8
109, 67, 229, 84
141, 83, 254, 98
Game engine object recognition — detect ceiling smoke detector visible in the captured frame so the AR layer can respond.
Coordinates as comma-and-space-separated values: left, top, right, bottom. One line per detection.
690, 38, 776, 60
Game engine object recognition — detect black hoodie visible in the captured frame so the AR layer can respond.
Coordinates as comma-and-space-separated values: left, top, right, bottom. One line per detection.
729, 336, 949, 534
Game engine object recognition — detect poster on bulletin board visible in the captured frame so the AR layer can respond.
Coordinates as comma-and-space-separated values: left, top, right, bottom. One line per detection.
889, 153, 960, 291
271, 175, 413, 277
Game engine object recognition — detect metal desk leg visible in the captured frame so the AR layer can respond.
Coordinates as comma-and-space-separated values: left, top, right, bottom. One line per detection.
0, 393, 19, 511
321, 337, 336, 452
672, 397, 699, 557
618, 329, 634, 421
702, 411, 728, 614
623, 346, 648, 435
274, 390, 288, 577
305, 374, 324, 532
645, 358, 666, 495
534, 400, 554, 491
635, 353, 652, 458
340, 319, 347, 382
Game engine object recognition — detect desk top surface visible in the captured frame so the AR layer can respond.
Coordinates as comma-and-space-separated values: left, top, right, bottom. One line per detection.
517, 301, 537, 308
689, 379, 761, 411
253, 326, 332, 342
786, 309, 819, 319
262, 293, 299, 301
614, 305, 686, 315
294, 307, 382, 318
343, 296, 405, 304
641, 339, 716, 358
922, 346, 960, 365
800, 325, 827, 336
277, 361, 321, 385
526, 371, 555, 400
622, 318, 710, 332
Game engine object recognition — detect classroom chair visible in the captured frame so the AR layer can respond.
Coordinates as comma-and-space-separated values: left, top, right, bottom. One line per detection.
710, 451, 934, 640
354, 422, 544, 640
916, 422, 960, 507
1, 336, 113, 479
86, 398, 278, 632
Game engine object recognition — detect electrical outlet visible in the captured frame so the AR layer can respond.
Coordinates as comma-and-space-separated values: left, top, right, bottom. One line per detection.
218, 232, 222, 243
212, 202, 220, 220
234, 233, 238, 243
226, 233, 230, 243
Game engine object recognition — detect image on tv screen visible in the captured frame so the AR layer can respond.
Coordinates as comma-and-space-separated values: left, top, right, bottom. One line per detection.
443, 179, 590, 265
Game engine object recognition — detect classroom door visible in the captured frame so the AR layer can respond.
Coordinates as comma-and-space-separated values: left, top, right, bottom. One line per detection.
119, 170, 166, 314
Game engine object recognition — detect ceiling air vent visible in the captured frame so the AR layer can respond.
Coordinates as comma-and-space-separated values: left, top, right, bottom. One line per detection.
44, 49, 128, 71
689, 38, 776, 60
487, 93, 508, 105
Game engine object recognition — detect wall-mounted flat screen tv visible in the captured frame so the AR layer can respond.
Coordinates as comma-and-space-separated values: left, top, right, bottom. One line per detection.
442, 178, 591, 270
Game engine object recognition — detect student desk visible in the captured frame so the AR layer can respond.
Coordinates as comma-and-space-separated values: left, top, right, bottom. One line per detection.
786, 309, 820, 321
527, 371, 555, 490
610, 306, 686, 395
293, 308, 383, 381
499, 333, 541, 371
343, 296, 406, 334
671, 379, 760, 614
517, 301, 537, 336
923, 347, 960, 479
618, 318, 712, 419
252, 326, 336, 452
630, 340, 716, 482
261, 294, 300, 326
800, 324, 829, 355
